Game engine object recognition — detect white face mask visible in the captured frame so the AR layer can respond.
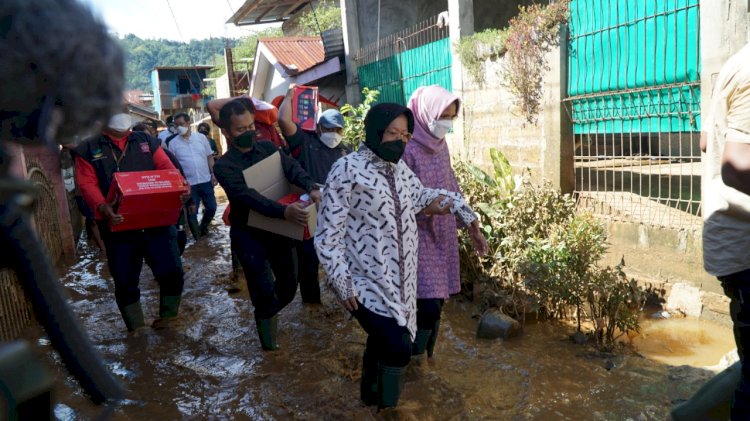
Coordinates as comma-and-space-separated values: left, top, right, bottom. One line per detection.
428, 119, 453, 139
320, 132, 343, 148
177, 126, 189, 136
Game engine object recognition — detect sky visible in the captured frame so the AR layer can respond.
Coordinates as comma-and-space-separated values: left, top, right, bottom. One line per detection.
80, 0, 278, 41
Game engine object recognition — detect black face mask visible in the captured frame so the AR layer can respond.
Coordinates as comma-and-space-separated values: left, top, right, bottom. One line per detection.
373, 140, 405, 163
233, 130, 256, 148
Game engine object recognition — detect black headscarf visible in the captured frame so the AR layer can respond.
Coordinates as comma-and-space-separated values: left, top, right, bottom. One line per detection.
363, 103, 414, 152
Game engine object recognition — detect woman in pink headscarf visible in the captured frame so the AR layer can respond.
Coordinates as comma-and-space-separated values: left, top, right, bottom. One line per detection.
403, 85, 488, 361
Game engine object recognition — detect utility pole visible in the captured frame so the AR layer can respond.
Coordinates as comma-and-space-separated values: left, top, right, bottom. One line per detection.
224, 46, 237, 97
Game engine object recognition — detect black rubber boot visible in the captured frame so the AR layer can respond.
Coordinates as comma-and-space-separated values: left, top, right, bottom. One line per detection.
360, 350, 378, 406
120, 302, 145, 331
426, 321, 440, 358
256, 315, 279, 351
411, 329, 431, 356
377, 364, 405, 409
176, 227, 187, 255
188, 216, 201, 240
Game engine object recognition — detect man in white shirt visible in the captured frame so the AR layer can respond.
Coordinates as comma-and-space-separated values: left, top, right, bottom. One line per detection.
168, 113, 218, 237
698, 42, 750, 420
158, 115, 177, 145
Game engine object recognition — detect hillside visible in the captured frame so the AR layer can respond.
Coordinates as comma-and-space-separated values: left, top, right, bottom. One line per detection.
118, 34, 235, 91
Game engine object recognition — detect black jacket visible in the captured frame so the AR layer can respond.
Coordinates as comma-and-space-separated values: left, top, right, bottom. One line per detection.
214, 141, 316, 227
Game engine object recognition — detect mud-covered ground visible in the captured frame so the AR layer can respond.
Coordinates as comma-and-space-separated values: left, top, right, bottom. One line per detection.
29, 199, 727, 420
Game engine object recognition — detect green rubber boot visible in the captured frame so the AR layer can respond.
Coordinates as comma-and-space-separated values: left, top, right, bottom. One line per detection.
120, 302, 145, 331
256, 316, 279, 351
426, 321, 440, 358
378, 364, 405, 409
360, 350, 378, 406
159, 295, 182, 318
411, 329, 431, 356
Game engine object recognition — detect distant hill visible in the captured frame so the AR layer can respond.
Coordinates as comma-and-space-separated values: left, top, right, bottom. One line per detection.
117, 34, 236, 92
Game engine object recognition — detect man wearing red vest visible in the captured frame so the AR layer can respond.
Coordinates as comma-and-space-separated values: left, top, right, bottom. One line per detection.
74, 113, 186, 331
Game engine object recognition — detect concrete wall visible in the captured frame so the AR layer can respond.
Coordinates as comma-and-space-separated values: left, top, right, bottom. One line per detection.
700, 0, 749, 123
454, 45, 571, 191
354, 0, 447, 48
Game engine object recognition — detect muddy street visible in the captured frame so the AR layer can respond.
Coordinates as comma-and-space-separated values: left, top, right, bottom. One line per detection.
30, 200, 728, 420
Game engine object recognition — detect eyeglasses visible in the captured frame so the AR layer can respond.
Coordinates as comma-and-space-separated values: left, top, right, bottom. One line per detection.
384, 129, 412, 142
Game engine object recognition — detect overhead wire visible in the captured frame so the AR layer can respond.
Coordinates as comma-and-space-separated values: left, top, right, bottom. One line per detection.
163, 0, 207, 108
307, 0, 323, 36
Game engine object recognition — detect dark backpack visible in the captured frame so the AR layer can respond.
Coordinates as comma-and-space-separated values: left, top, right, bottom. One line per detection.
165, 132, 179, 148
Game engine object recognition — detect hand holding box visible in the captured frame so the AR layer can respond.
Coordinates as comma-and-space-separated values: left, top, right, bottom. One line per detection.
106, 169, 189, 232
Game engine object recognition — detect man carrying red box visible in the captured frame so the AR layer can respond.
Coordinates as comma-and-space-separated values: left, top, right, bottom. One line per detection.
73, 113, 187, 332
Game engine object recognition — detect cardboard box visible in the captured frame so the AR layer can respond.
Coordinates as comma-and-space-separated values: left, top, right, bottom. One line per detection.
106, 169, 188, 232
242, 151, 316, 240
291, 85, 318, 132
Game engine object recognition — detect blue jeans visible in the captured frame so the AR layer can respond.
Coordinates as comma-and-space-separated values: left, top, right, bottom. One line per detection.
718, 268, 750, 420
189, 181, 217, 231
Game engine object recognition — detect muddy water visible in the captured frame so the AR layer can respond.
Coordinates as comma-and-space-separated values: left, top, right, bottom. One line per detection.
31, 200, 729, 420
630, 317, 736, 368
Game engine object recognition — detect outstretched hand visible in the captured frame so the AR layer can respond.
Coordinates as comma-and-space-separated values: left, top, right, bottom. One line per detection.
468, 220, 489, 256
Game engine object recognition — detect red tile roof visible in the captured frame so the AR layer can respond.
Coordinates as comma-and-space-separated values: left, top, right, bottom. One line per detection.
260, 37, 325, 74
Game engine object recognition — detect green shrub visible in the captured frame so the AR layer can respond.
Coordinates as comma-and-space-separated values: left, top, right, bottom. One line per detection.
455, 148, 645, 350
339, 87, 379, 150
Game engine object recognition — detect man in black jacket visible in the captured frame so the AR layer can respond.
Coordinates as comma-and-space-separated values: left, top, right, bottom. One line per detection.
213, 98, 320, 351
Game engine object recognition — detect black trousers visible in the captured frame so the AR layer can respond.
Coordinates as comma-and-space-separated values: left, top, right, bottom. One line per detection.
230, 226, 298, 320
295, 238, 320, 303
718, 269, 750, 420
99, 224, 184, 309
416, 298, 444, 330
353, 304, 412, 368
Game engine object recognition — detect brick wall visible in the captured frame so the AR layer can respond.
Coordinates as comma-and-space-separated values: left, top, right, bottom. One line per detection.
452, 46, 566, 188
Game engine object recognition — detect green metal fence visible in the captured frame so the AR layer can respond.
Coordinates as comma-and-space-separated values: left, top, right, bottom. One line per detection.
563, 0, 702, 230
356, 16, 452, 105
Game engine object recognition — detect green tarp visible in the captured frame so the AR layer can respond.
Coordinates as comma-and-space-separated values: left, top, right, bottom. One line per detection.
567, 0, 700, 133
358, 37, 452, 105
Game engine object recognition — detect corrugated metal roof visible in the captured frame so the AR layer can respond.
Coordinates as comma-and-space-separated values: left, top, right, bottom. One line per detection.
227, 0, 310, 26
261, 37, 325, 74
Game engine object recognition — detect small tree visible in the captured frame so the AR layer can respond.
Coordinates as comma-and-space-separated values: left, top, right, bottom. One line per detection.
339, 88, 379, 150
297, 0, 342, 36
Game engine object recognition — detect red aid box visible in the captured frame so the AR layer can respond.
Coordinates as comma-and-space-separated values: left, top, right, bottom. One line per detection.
277, 193, 313, 240
291, 85, 318, 132
106, 169, 188, 232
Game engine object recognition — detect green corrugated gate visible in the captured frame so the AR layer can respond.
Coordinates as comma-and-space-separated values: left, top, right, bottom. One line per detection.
356, 18, 452, 105
567, 0, 701, 134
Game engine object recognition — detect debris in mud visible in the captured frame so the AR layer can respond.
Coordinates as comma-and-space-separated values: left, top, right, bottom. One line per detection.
570, 331, 589, 345
476, 310, 521, 339
650, 311, 672, 319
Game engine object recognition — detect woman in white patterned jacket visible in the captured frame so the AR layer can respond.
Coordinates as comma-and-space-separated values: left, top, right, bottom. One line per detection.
314, 103, 487, 409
